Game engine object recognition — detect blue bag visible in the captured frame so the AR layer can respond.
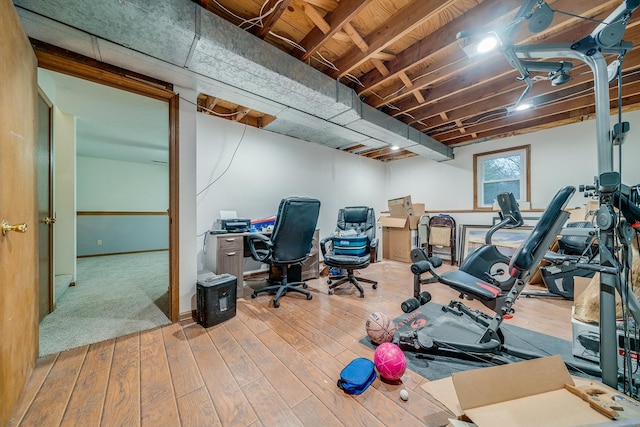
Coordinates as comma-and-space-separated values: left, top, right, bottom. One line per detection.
333, 235, 368, 256
337, 358, 376, 395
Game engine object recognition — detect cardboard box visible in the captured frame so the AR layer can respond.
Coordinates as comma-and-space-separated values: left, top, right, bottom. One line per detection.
445, 356, 620, 426
378, 196, 425, 263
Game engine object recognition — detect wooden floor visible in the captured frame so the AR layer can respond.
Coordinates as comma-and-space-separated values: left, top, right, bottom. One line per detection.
9, 259, 575, 426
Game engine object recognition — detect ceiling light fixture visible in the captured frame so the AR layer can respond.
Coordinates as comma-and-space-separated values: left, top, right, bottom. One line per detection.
458, 30, 499, 58
476, 35, 498, 53
390, 145, 400, 151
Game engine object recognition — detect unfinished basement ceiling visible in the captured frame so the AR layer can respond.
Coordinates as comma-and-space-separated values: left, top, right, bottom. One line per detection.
13, 0, 640, 162
197, 0, 640, 161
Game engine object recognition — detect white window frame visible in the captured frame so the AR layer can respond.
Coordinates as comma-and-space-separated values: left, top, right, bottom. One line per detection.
474, 145, 530, 209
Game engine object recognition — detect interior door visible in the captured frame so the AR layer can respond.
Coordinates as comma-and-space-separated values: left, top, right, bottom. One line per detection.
37, 91, 54, 321
0, 1, 39, 425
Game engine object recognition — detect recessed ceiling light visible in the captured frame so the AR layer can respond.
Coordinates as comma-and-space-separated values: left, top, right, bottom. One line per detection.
390, 145, 400, 151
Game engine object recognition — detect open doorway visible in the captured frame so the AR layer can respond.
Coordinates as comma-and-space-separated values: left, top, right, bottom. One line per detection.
36, 55, 178, 355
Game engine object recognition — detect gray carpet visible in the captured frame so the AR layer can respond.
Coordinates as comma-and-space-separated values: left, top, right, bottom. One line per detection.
39, 251, 171, 356
360, 302, 601, 382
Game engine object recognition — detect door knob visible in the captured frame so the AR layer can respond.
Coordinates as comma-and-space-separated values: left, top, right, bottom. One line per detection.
1, 220, 27, 236
41, 217, 56, 225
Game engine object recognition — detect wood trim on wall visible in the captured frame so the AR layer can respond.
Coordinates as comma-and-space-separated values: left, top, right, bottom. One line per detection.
77, 211, 168, 216
32, 41, 180, 322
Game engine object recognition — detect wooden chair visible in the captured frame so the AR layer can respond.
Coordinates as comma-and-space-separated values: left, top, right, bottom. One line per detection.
427, 215, 456, 265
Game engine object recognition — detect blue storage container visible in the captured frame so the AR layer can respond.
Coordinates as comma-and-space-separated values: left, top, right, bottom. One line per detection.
333, 235, 368, 256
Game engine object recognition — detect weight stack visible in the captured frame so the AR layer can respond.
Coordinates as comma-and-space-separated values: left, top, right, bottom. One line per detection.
196, 273, 237, 328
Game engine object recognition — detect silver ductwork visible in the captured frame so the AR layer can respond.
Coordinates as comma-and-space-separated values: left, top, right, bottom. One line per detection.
14, 0, 453, 161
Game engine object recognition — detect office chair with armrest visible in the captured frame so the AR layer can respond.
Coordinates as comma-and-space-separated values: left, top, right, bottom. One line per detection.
320, 206, 378, 298
246, 197, 321, 308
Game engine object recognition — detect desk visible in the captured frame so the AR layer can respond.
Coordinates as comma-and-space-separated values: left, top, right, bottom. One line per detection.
205, 230, 319, 298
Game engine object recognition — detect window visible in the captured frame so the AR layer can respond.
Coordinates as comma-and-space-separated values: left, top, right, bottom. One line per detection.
474, 145, 530, 209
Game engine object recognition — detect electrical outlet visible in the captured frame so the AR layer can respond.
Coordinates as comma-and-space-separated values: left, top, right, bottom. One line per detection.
97, 240, 102, 246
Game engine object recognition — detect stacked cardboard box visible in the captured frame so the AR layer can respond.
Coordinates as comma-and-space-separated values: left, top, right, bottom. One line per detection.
378, 196, 425, 263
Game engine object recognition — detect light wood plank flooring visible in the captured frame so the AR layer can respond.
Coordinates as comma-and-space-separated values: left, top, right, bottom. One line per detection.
9, 259, 574, 426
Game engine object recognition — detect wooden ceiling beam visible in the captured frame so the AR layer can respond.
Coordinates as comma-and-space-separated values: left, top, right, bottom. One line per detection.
376, 150, 416, 161
302, 3, 331, 34
342, 22, 369, 51
370, 52, 395, 61
328, 0, 453, 78
358, 0, 522, 93
440, 93, 640, 146
303, 0, 337, 11
234, 108, 251, 121
434, 84, 640, 143
370, 58, 389, 77
362, 0, 619, 107
386, 12, 635, 122
295, 0, 374, 61
343, 144, 367, 152
251, 0, 293, 39
332, 31, 351, 42
410, 30, 640, 128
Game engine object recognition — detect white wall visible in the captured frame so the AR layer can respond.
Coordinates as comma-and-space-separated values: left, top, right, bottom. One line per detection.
195, 114, 387, 268
76, 157, 168, 211
183, 108, 640, 313
53, 108, 76, 282
386, 110, 640, 227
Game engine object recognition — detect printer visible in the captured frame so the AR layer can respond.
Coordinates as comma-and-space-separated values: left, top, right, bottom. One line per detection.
216, 218, 251, 233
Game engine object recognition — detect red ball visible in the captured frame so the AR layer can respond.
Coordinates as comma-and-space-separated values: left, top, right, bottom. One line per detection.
374, 342, 406, 381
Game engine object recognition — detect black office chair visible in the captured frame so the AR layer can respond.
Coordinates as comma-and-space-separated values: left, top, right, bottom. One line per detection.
246, 197, 321, 308
320, 206, 378, 298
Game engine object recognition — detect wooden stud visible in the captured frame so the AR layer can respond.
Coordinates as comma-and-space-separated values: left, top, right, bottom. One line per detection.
371, 51, 396, 61
342, 23, 369, 52
205, 96, 218, 113
252, 0, 293, 39
439, 112, 448, 121
331, 31, 351, 42
235, 108, 251, 121
302, 4, 331, 34
413, 90, 425, 104
370, 58, 389, 77
302, 0, 337, 11
398, 71, 413, 88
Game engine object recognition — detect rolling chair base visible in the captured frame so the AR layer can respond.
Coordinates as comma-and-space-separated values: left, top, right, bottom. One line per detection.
251, 281, 312, 308
327, 271, 377, 298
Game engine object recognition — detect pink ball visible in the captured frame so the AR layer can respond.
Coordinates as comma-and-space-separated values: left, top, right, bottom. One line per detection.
374, 342, 406, 381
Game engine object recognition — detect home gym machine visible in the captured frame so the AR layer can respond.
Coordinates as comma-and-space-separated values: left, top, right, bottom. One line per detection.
398, 186, 607, 376
405, 191, 524, 313
436, 0, 640, 390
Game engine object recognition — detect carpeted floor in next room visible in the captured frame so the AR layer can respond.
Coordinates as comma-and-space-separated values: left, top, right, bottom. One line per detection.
39, 251, 171, 356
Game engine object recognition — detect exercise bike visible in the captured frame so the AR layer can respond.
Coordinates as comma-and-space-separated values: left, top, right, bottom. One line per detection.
405, 191, 524, 313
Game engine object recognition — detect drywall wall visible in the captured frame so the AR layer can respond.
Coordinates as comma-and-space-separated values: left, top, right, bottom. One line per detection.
76, 156, 169, 255
386, 109, 640, 217
195, 112, 387, 271
53, 108, 76, 282
76, 157, 168, 211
